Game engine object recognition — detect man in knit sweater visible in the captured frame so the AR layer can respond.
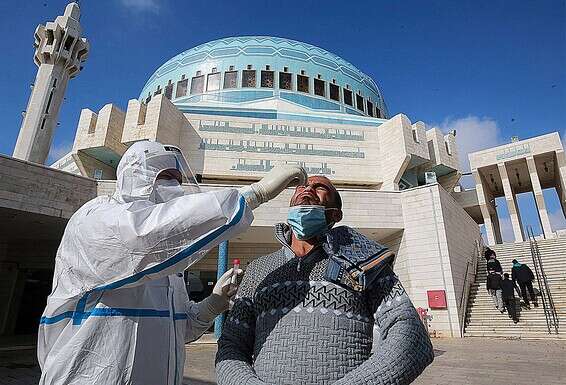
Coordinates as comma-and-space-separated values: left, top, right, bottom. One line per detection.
216, 176, 434, 385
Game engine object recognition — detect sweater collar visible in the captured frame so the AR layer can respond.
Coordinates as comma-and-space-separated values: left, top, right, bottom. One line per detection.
274, 222, 323, 262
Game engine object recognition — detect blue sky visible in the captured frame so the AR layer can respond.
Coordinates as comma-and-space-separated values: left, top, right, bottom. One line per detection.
0, 0, 565, 239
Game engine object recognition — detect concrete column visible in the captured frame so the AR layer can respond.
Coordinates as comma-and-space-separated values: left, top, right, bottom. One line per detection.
555, 150, 566, 217
526, 156, 554, 238
498, 163, 524, 242
491, 212, 503, 244
214, 240, 229, 338
473, 169, 501, 245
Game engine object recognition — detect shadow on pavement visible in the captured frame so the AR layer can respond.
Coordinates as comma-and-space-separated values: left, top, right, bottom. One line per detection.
183, 377, 216, 385
433, 349, 446, 357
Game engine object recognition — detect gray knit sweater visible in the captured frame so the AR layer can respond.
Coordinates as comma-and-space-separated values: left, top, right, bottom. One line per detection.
216, 224, 433, 385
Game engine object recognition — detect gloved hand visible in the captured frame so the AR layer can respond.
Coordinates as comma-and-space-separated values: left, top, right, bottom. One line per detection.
239, 165, 307, 210
197, 268, 243, 321
213, 267, 243, 300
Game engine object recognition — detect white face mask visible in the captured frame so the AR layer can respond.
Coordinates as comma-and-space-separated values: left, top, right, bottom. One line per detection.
151, 179, 185, 203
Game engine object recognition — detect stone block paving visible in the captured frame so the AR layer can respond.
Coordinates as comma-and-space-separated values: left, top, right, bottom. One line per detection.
2, 338, 566, 384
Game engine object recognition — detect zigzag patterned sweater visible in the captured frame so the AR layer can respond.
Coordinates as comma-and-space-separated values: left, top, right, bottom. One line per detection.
216, 224, 434, 385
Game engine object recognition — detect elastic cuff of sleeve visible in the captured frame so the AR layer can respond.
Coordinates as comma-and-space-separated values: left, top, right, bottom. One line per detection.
198, 293, 229, 322
237, 187, 260, 210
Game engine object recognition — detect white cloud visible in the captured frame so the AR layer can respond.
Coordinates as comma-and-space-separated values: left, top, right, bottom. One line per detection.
549, 209, 566, 231
119, 0, 160, 13
47, 141, 72, 165
439, 115, 504, 173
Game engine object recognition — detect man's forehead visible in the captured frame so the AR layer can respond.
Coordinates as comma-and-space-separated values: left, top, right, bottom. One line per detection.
307, 176, 335, 189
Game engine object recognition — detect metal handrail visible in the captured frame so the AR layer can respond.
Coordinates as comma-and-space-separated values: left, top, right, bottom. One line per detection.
459, 237, 482, 337
526, 227, 559, 334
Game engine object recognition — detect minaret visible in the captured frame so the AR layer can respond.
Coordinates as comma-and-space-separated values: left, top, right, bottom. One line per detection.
13, 2, 89, 164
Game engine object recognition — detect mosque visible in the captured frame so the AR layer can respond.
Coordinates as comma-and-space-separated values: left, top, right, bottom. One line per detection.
2, 3, 565, 342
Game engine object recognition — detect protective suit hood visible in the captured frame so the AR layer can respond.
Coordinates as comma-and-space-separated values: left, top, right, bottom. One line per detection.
114, 141, 187, 203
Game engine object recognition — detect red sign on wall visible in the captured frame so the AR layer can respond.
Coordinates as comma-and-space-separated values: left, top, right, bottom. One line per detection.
427, 290, 447, 309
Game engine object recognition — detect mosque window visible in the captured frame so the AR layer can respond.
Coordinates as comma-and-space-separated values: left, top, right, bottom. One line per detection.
366, 100, 374, 117
223, 71, 238, 89
297, 74, 309, 93
376, 107, 382, 118
412, 128, 419, 143
242, 70, 256, 87
45, 89, 54, 113
445, 140, 452, 155
207, 72, 221, 91
356, 94, 364, 112
190, 75, 204, 94
64, 36, 74, 51
279, 72, 292, 90
261, 70, 274, 88
314, 78, 325, 97
46, 30, 54, 45
343, 88, 353, 106
164, 80, 173, 99
176, 77, 188, 97
154, 85, 162, 96
329, 83, 340, 101
88, 117, 96, 134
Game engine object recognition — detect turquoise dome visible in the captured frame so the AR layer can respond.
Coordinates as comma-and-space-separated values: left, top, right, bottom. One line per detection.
140, 36, 388, 119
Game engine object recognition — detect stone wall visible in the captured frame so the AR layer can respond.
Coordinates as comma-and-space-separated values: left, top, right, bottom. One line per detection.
393, 184, 481, 337
0, 155, 97, 219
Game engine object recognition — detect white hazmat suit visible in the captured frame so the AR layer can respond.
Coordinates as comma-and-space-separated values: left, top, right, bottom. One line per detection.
38, 141, 306, 385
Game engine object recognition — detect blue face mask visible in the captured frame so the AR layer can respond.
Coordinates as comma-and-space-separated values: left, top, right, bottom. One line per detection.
287, 205, 332, 240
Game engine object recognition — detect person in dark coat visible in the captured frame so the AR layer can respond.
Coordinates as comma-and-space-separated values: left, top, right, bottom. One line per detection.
485, 248, 503, 274
511, 259, 537, 309
486, 271, 504, 312
501, 273, 520, 323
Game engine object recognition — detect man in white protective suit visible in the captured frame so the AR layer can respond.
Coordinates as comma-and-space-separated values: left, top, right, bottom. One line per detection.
37, 141, 306, 385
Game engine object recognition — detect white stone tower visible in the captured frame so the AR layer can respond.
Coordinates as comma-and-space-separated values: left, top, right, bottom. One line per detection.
13, 2, 89, 164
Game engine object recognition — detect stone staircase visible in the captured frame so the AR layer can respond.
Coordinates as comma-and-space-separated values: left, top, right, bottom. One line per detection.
464, 237, 566, 339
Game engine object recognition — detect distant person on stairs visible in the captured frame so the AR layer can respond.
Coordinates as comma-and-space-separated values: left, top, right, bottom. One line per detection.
511, 259, 538, 309
501, 273, 520, 323
486, 271, 504, 313
485, 248, 502, 274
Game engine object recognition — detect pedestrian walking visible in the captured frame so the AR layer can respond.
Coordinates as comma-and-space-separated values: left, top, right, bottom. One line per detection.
485, 248, 503, 274
511, 259, 538, 309
486, 271, 504, 312
501, 273, 520, 323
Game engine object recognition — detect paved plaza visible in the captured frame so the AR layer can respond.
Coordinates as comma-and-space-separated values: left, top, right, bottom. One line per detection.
1, 338, 565, 385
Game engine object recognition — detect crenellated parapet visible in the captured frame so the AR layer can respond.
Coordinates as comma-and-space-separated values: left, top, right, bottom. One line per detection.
377, 114, 461, 191
70, 95, 193, 179
64, 95, 461, 192
122, 94, 190, 146
71, 104, 127, 180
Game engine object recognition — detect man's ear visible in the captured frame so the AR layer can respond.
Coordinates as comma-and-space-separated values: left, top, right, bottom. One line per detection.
329, 209, 343, 223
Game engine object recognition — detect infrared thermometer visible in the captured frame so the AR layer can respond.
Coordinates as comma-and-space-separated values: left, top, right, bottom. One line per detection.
231, 259, 240, 285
